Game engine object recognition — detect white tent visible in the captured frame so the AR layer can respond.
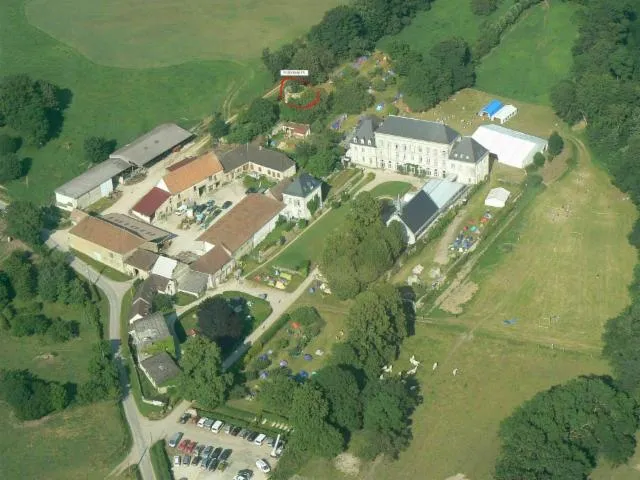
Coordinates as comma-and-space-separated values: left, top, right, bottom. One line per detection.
485, 187, 511, 208
492, 105, 517, 124
471, 124, 547, 169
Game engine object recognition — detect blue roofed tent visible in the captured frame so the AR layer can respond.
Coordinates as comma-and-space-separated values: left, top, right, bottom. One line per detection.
479, 100, 503, 118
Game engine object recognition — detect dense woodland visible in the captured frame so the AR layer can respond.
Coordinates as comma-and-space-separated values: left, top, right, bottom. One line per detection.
495, 0, 640, 478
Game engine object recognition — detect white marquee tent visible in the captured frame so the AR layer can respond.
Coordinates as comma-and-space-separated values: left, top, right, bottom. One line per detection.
492, 104, 518, 124
471, 124, 547, 169
484, 187, 511, 208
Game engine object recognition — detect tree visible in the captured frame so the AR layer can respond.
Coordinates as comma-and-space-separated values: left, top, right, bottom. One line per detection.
259, 370, 298, 416
48, 318, 78, 343
306, 150, 339, 177
83, 136, 115, 164
209, 113, 229, 141
603, 301, 640, 395
151, 293, 174, 313
179, 336, 232, 409
0, 153, 22, 182
5, 201, 44, 246
240, 98, 279, 134
307, 194, 320, 215
348, 191, 382, 239
288, 45, 336, 84
289, 383, 344, 457
11, 314, 51, 337
78, 340, 119, 403
262, 43, 299, 81
37, 252, 71, 303
471, 0, 499, 16
331, 77, 374, 114
533, 151, 546, 167
0, 134, 21, 154
308, 6, 365, 60
346, 284, 407, 378
4, 250, 36, 299
548, 131, 564, 156
197, 296, 243, 353
313, 365, 362, 431
0, 369, 65, 420
67, 278, 88, 305
495, 376, 638, 479
551, 79, 582, 124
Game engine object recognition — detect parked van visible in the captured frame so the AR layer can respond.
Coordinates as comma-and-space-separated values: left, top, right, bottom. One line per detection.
211, 420, 224, 433
168, 432, 183, 448
254, 433, 266, 446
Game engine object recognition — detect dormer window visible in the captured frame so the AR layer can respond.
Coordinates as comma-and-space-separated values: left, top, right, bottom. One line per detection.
367, 139, 372, 145
360, 139, 364, 144
353, 137, 357, 142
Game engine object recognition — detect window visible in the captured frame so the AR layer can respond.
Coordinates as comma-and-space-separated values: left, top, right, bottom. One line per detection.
367, 139, 372, 146
360, 139, 364, 144
442, 170, 446, 177
426, 169, 432, 176
418, 146, 422, 152
434, 169, 438, 176
208, 176, 212, 181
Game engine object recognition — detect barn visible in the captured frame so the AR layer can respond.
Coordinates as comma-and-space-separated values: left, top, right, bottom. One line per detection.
471, 124, 547, 169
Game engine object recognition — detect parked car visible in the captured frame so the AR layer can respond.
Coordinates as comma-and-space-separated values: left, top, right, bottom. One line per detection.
238, 428, 249, 438
192, 456, 201, 467
222, 200, 233, 209
204, 418, 215, 429
208, 459, 219, 471
211, 420, 225, 433
220, 448, 232, 461
168, 432, 183, 448
231, 426, 242, 436
211, 447, 223, 460
246, 431, 259, 442
258, 293, 268, 300
245, 187, 257, 194
195, 444, 205, 456
197, 417, 208, 428
218, 460, 229, 471
201, 456, 212, 470
173, 455, 181, 466
178, 439, 189, 451
202, 445, 213, 459
256, 458, 271, 473
254, 433, 266, 446
233, 469, 254, 480
224, 423, 234, 434
186, 441, 197, 454
182, 455, 191, 466
271, 444, 284, 458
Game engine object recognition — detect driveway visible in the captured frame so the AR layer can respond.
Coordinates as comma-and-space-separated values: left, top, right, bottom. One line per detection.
168, 422, 277, 480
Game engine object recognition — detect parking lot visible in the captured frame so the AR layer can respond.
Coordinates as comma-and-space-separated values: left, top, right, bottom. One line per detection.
167, 419, 280, 480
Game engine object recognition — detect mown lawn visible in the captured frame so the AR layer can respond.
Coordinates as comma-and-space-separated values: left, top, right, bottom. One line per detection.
367, 181, 412, 199
475, 2, 580, 104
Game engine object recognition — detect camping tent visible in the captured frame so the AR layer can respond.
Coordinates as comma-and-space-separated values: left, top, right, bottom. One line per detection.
471, 124, 547, 169
492, 105, 518, 124
479, 100, 503, 118
485, 187, 511, 208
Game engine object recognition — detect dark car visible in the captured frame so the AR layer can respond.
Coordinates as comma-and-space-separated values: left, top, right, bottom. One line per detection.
178, 413, 190, 424
211, 447, 223, 460
230, 426, 242, 436
219, 448, 232, 461
246, 431, 259, 442
222, 200, 233, 209
238, 428, 249, 439
192, 456, 201, 467
208, 459, 219, 471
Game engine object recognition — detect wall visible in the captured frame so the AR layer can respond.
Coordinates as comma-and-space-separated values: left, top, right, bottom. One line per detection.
376, 133, 452, 172
347, 141, 377, 168
68, 233, 128, 272
283, 186, 322, 220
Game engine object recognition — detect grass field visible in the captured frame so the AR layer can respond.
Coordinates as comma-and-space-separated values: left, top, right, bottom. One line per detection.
367, 181, 412, 198
475, 2, 580, 104
0, 297, 129, 478
1, 0, 342, 205
377, 0, 512, 57
26, 0, 346, 68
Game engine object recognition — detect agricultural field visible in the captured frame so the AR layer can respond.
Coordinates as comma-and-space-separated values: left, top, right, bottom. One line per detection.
0, 298, 129, 478
0, 0, 341, 204
377, 0, 513, 57
475, 2, 580, 104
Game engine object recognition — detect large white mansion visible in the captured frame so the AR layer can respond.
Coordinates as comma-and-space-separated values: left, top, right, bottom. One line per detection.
345, 116, 490, 185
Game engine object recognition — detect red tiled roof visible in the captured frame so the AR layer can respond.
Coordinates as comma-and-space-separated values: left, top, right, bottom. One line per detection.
132, 187, 171, 218
162, 151, 223, 194
69, 215, 146, 255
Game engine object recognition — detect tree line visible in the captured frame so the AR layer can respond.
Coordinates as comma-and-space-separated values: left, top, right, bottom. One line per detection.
495, 1, 640, 478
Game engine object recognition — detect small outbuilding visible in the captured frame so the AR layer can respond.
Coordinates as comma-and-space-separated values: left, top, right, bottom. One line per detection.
139, 352, 180, 392
492, 105, 518, 124
484, 187, 511, 208
479, 100, 503, 119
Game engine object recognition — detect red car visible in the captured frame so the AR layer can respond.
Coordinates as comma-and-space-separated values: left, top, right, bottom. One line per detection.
186, 441, 197, 454
178, 439, 189, 452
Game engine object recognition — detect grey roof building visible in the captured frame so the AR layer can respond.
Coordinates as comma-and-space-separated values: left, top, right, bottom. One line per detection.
110, 123, 194, 167
102, 213, 174, 243
376, 116, 460, 145
129, 274, 170, 322
54, 158, 131, 207
139, 352, 180, 388
219, 144, 295, 173
176, 269, 209, 297
397, 191, 440, 236
351, 116, 381, 146
130, 312, 172, 352
283, 172, 322, 198
449, 137, 489, 164
125, 249, 159, 273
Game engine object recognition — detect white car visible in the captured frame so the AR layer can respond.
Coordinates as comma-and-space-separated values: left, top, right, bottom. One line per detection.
173, 455, 181, 466
254, 433, 266, 446
211, 420, 224, 433
256, 458, 271, 473
197, 417, 208, 428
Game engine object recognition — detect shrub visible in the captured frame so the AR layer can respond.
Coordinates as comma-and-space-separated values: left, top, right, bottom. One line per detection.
533, 152, 546, 167
229, 384, 250, 399
277, 337, 290, 350
245, 370, 259, 381
297, 218, 308, 229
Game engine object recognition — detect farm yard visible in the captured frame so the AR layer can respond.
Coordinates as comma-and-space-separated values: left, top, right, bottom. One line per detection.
476, 1, 580, 104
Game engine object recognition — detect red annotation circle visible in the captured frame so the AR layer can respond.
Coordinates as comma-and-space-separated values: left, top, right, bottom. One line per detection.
278, 77, 321, 110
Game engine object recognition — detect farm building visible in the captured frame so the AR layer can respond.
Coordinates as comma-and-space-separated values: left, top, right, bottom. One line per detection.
280, 122, 311, 138
54, 158, 130, 211
131, 187, 171, 223
129, 312, 173, 361
389, 177, 467, 245
471, 124, 547, 169
485, 187, 511, 208
190, 245, 236, 289
219, 144, 296, 182
124, 248, 159, 278
139, 352, 180, 392
478, 99, 503, 119
197, 194, 286, 260
493, 105, 518, 124
101, 213, 174, 245
109, 123, 193, 168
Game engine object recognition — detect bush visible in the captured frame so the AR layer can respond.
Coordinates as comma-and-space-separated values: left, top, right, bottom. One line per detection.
297, 218, 308, 229
252, 356, 272, 370
245, 370, 259, 381
47, 318, 79, 343
533, 152, 546, 167
277, 337, 290, 350
11, 314, 51, 337
229, 383, 249, 399
331, 200, 342, 209
0, 134, 21, 154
